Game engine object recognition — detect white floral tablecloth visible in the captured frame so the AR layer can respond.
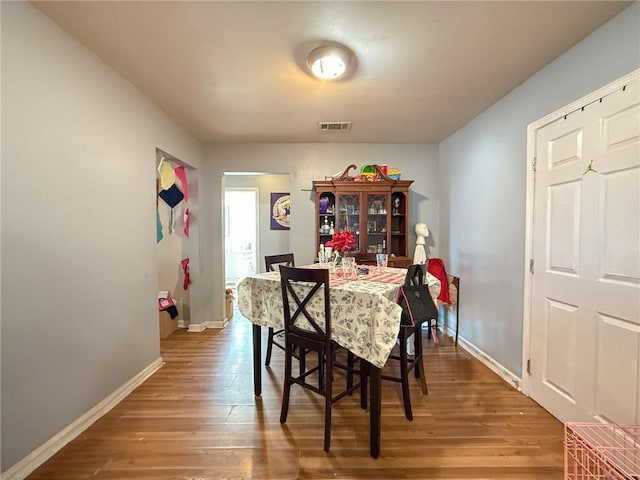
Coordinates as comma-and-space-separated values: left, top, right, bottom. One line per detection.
237, 266, 440, 368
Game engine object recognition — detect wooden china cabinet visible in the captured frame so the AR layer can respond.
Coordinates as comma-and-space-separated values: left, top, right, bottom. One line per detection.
312, 164, 413, 268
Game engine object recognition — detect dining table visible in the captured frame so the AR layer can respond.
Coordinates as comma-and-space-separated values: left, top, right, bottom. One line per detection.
236, 262, 440, 458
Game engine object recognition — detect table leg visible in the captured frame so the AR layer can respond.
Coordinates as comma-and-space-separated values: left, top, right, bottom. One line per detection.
360, 359, 368, 409
369, 361, 381, 458
253, 324, 262, 396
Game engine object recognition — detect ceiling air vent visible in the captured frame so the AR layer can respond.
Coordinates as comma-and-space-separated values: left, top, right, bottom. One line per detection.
318, 121, 352, 131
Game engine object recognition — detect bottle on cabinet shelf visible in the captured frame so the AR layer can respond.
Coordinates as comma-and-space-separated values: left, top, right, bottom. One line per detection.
329, 221, 335, 235
393, 197, 401, 215
321, 217, 330, 234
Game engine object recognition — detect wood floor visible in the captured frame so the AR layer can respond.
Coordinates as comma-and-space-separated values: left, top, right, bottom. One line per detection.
27, 312, 564, 479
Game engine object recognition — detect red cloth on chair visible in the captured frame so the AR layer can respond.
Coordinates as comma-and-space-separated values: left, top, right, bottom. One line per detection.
427, 258, 450, 304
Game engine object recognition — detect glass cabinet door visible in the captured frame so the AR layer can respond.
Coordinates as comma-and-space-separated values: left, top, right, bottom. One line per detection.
366, 193, 388, 253
336, 193, 360, 247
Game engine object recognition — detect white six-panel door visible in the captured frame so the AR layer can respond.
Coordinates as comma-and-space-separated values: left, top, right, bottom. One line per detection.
529, 74, 640, 424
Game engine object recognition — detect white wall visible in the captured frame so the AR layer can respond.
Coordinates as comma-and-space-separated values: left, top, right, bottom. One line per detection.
438, 3, 640, 376
201, 143, 440, 323
0, 2, 204, 472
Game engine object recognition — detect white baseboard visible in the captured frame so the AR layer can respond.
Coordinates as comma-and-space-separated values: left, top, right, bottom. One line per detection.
187, 322, 207, 332
2, 358, 164, 480
207, 318, 228, 329
187, 319, 228, 332
445, 326, 522, 391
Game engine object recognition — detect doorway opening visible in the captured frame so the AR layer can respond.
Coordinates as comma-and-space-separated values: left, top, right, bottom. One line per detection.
223, 173, 291, 307
224, 188, 258, 292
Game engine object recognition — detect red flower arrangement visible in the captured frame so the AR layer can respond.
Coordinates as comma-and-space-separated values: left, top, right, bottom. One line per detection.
326, 230, 356, 252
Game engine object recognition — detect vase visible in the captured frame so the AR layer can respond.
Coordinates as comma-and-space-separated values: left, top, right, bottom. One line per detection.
331, 252, 343, 274
330, 251, 347, 277
344, 256, 358, 279
333, 253, 357, 279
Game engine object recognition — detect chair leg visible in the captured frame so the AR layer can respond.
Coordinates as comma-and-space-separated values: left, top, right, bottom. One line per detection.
324, 352, 333, 451
318, 351, 324, 390
415, 326, 428, 394
454, 311, 459, 347
360, 360, 368, 409
414, 329, 420, 379
399, 330, 413, 421
265, 327, 274, 366
280, 344, 293, 424
347, 351, 354, 393
299, 349, 306, 381
431, 319, 439, 345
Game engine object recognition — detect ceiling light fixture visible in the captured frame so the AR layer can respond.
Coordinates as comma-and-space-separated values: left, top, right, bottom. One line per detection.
307, 45, 351, 80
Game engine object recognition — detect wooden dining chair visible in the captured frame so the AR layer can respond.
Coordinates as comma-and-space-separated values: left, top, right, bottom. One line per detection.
264, 253, 295, 366
278, 265, 361, 451
350, 252, 377, 266
381, 263, 439, 420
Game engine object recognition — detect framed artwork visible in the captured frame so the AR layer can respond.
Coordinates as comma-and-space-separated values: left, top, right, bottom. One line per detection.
270, 192, 290, 230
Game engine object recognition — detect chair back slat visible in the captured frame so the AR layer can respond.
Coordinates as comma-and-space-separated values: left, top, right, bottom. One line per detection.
349, 252, 377, 266
284, 281, 325, 336
265, 253, 295, 272
404, 264, 425, 286
279, 266, 331, 346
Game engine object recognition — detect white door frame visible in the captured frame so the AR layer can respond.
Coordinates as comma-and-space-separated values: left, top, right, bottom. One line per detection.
521, 68, 640, 396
